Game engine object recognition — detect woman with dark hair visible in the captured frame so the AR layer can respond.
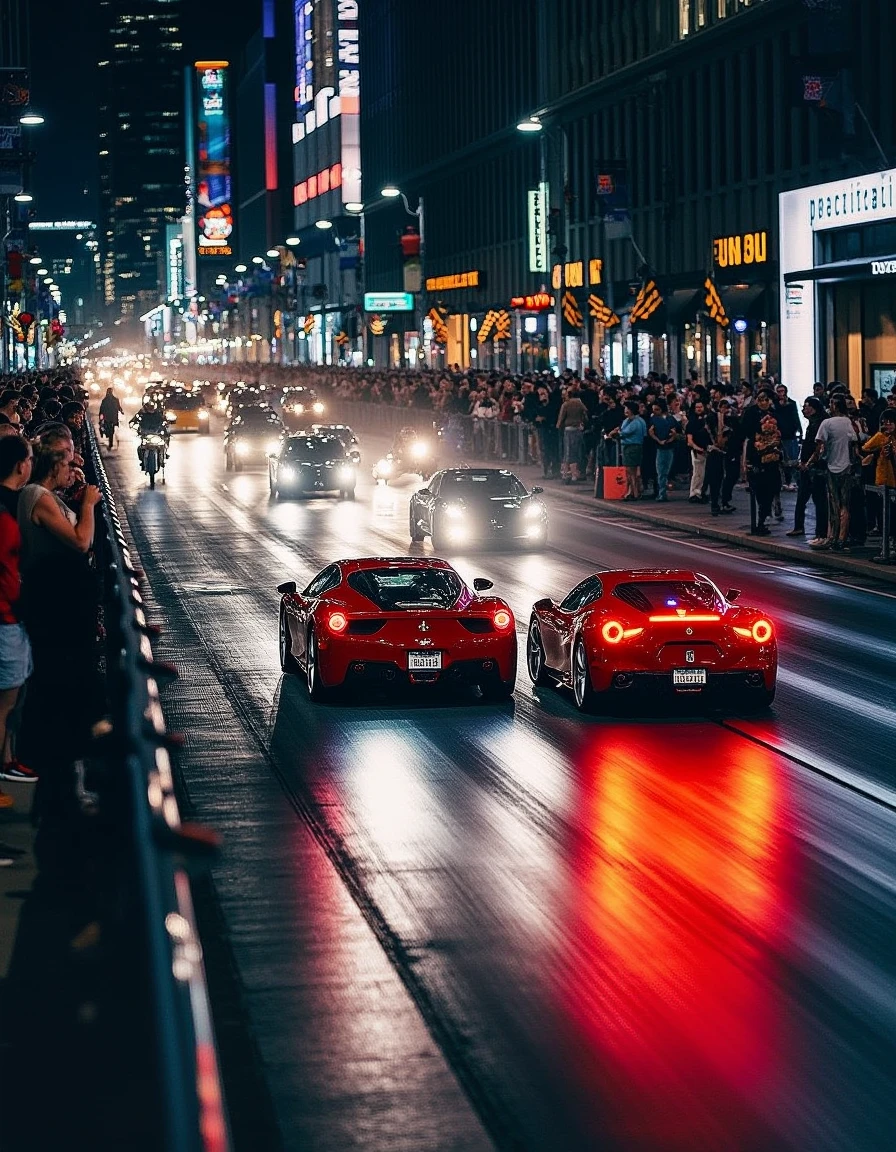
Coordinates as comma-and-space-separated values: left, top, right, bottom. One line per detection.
747, 413, 783, 535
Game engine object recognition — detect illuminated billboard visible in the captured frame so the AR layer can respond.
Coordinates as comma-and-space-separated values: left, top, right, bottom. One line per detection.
194, 62, 234, 258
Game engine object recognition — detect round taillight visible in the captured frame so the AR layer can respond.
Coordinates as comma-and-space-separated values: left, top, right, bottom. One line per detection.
493, 609, 513, 630
328, 612, 348, 634
752, 619, 773, 643
600, 620, 624, 644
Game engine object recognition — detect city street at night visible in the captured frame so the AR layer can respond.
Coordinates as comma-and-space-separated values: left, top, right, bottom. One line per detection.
111, 421, 896, 1152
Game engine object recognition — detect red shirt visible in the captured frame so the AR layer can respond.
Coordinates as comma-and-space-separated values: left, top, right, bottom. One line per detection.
0, 509, 22, 625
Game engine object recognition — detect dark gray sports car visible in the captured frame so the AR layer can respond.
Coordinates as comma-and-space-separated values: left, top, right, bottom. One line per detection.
409, 467, 548, 550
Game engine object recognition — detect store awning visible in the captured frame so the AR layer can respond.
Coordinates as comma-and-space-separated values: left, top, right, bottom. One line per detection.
784, 254, 896, 284
720, 283, 768, 319
665, 288, 702, 323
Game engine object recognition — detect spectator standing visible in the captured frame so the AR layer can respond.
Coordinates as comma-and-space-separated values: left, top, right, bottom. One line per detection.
0, 390, 22, 429
648, 398, 678, 502
747, 413, 783, 535
788, 397, 829, 541
686, 399, 712, 502
859, 410, 896, 546
556, 384, 588, 484
0, 436, 37, 810
806, 395, 858, 551
774, 384, 803, 489
534, 386, 561, 479
613, 400, 647, 500
98, 387, 124, 449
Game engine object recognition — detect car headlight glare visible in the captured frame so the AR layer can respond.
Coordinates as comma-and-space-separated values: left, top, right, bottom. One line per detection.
165, 410, 176, 421
524, 501, 543, 520
266, 440, 281, 455
198, 409, 209, 420
338, 466, 354, 483
444, 504, 464, 519
279, 465, 295, 480
411, 441, 428, 459
313, 402, 325, 414
235, 441, 249, 455
376, 457, 392, 474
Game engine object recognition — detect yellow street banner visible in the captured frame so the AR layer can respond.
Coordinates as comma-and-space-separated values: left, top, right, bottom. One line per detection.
427, 306, 449, 344
368, 314, 387, 336
477, 309, 498, 343
629, 278, 662, 324
703, 276, 730, 327
494, 309, 511, 341
562, 291, 583, 329
587, 293, 620, 327
335, 331, 349, 345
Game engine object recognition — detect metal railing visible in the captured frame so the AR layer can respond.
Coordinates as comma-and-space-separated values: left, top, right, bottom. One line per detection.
88, 423, 231, 1152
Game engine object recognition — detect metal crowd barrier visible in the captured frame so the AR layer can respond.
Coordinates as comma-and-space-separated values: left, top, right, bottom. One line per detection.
88, 423, 231, 1152
865, 483, 896, 563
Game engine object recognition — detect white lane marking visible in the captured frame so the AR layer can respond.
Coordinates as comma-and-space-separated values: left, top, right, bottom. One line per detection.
777, 667, 896, 731
563, 510, 896, 601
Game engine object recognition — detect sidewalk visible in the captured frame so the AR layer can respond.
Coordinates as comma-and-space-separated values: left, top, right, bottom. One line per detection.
528, 465, 896, 584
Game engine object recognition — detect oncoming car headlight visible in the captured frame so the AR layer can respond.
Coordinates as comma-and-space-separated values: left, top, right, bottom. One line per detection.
524, 501, 543, 520
375, 457, 393, 475
278, 465, 295, 480
165, 409, 177, 421
444, 503, 464, 519
265, 439, 281, 456
235, 441, 250, 456
411, 441, 429, 459
312, 401, 325, 415
338, 466, 355, 483
198, 409, 209, 420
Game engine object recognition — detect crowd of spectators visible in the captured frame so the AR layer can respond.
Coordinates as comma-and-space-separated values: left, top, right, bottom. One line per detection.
225, 361, 895, 552
0, 368, 101, 859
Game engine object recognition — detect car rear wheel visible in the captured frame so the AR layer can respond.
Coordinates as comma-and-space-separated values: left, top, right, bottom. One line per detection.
305, 628, 330, 701
526, 619, 551, 686
749, 685, 776, 710
409, 507, 425, 541
572, 638, 597, 713
279, 612, 299, 674
431, 518, 448, 551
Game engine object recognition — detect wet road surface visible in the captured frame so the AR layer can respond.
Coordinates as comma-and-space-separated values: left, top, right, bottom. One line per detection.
110, 423, 896, 1152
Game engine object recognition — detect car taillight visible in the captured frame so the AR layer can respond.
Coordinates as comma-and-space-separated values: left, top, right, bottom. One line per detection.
327, 612, 348, 634
493, 609, 513, 630
601, 620, 625, 644
752, 619, 773, 643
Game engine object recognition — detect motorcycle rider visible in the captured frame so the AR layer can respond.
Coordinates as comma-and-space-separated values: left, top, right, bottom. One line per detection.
129, 399, 169, 469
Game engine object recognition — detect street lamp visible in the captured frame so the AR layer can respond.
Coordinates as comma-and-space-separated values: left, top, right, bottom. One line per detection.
13, 191, 33, 203
285, 236, 301, 247
252, 255, 264, 264
315, 219, 333, 230
19, 110, 45, 126
516, 116, 543, 133
266, 248, 280, 259
378, 186, 425, 366
234, 264, 247, 273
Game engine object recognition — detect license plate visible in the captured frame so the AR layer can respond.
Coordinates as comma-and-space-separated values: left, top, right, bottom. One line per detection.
408, 651, 442, 670
673, 668, 707, 687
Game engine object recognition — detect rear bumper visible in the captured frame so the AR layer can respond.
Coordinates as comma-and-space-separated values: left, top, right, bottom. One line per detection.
340, 657, 513, 690
320, 638, 517, 688
593, 668, 776, 695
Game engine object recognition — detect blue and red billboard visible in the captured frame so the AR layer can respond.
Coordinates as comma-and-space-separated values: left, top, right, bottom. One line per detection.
195, 62, 234, 258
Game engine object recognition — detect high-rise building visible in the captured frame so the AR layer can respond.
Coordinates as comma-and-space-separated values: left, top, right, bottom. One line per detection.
97, 0, 185, 318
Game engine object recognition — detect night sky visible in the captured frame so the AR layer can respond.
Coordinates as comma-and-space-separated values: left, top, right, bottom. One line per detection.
31, 0, 261, 222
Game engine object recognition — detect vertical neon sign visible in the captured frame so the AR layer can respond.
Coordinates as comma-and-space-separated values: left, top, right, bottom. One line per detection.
194, 62, 234, 258
295, 1, 313, 112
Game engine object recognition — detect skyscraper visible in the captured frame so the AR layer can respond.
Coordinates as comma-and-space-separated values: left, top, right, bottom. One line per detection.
97, 0, 184, 318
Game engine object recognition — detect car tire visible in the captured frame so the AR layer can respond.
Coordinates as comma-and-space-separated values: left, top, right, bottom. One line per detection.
431, 519, 448, 551
526, 619, 552, 686
279, 612, 299, 674
750, 685, 776, 710
305, 627, 330, 702
572, 638, 597, 713
409, 506, 425, 541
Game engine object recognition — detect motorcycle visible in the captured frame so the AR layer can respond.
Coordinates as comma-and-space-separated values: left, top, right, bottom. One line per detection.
139, 432, 168, 489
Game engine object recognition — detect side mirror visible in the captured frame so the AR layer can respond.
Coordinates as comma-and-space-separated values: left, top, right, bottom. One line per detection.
473, 578, 494, 592
277, 580, 297, 595
726, 588, 741, 602
417, 487, 431, 498
531, 486, 544, 495
533, 597, 553, 610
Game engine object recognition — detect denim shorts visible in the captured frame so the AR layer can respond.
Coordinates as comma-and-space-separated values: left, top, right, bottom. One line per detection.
0, 622, 33, 690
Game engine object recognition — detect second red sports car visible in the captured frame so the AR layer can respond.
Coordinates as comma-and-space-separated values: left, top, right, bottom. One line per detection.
277, 557, 517, 701
526, 568, 777, 712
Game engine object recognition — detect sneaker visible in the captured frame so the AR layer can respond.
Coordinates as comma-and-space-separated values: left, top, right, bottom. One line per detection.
0, 760, 37, 783
782, 483, 797, 492
809, 538, 832, 550
785, 528, 805, 537
720, 504, 736, 514
0, 789, 12, 810
752, 525, 771, 536
831, 541, 850, 553
688, 495, 701, 504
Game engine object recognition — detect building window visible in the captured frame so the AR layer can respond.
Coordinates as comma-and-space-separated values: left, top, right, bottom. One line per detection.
679, 0, 690, 38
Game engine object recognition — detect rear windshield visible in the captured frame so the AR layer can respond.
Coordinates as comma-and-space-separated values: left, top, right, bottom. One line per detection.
442, 472, 526, 498
233, 408, 281, 427
283, 437, 341, 462
347, 568, 462, 610
166, 393, 203, 410
613, 580, 724, 614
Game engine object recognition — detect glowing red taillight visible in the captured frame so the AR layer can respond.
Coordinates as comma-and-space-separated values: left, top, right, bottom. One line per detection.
752, 618, 773, 643
493, 609, 513, 630
601, 620, 624, 644
327, 612, 348, 634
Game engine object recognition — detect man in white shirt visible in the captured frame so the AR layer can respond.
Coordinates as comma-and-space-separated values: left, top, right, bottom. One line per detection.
805, 394, 857, 551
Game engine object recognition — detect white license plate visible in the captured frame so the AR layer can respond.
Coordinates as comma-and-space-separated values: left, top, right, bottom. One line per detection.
673, 668, 707, 687
408, 651, 442, 670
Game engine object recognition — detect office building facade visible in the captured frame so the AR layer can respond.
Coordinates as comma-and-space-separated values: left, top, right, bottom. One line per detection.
97, 0, 185, 319
359, 0, 893, 393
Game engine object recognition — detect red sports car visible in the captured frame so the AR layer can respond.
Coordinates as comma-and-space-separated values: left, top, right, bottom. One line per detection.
526, 568, 776, 712
277, 557, 517, 701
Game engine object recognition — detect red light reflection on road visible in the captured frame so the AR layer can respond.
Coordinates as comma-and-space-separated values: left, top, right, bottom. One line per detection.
560, 725, 793, 1151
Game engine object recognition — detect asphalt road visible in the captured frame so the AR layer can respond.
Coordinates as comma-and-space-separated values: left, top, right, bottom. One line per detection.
109, 419, 896, 1152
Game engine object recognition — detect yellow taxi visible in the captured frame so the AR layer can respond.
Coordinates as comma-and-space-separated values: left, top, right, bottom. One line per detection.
163, 388, 211, 434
